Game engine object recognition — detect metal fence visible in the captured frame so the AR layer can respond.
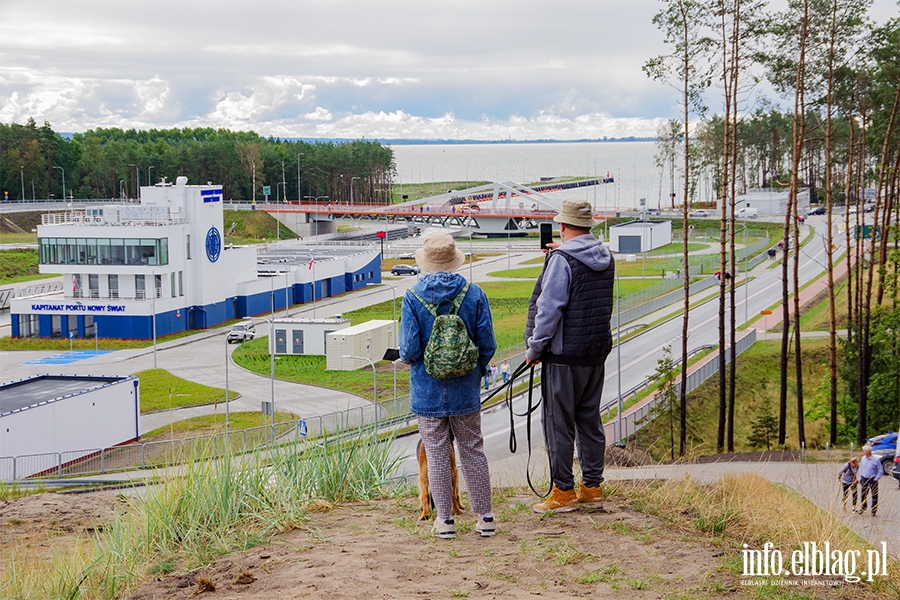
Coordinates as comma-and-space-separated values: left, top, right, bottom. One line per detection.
604, 329, 757, 444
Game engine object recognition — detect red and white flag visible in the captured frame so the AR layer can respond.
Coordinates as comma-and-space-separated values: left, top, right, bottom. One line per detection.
72, 277, 78, 291
308, 257, 315, 270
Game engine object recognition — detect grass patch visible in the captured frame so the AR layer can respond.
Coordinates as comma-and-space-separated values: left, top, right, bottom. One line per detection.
233, 339, 410, 399
389, 181, 491, 203
631, 338, 834, 458
0, 431, 401, 599
136, 369, 232, 413
138, 412, 273, 441
643, 242, 710, 255
223, 209, 297, 243
0, 248, 50, 284
0, 328, 203, 351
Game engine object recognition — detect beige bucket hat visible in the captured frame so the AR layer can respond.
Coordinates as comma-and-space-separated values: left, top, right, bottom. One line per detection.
415, 232, 466, 273
553, 199, 597, 228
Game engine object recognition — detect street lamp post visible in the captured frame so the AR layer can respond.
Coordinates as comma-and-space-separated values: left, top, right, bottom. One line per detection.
129, 163, 139, 198
246, 313, 277, 442
20, 166, 24, 201
119, 180, 124, 202
616, 270, 623, 444
148, 166, 155, 186
469, 231, 474, 281
297, 153, 304, 201
225, 335, 230, 439
737, 221, 749, 326
303, 195, 329, 238
342, 354, 378, 431
350, 176, 360, 205
151, 267, 163, 369
52, 166, 65, 202
275, 182, 286, 241
369, 282, 398, 403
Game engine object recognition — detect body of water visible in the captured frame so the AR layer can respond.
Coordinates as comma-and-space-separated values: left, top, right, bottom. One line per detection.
390, 141, 679, 211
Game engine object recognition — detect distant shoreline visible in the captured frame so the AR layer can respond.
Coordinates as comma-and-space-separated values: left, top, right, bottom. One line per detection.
55, 132, 655, 145
293, 137, 656, 145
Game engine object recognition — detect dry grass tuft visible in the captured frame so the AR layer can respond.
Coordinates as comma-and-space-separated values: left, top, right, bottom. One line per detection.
638, 473, 869, 551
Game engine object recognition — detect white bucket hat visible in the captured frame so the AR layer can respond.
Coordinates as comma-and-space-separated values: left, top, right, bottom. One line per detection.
415, 232, 466, 273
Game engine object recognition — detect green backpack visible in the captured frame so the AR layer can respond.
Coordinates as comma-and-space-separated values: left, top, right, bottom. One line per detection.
410, 283, 480, 380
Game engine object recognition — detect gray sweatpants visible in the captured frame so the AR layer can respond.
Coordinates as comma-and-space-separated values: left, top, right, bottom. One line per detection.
540, 362, 606, 490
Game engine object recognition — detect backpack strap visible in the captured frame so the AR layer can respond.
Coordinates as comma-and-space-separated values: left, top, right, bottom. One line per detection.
449, 282, 471, 316
409, 289, 439, 316
410, 282, 471, 317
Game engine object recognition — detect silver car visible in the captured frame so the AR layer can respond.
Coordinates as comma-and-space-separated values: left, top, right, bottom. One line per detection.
226, 322, 256, 343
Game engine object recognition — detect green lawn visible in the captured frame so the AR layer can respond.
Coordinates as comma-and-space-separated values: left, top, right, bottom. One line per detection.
136, 368, 232, 413
631, 338, 834, 459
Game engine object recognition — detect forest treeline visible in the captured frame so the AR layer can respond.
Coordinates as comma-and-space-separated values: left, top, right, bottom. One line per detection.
0, 120, 394, 204
646, 0, 898, 455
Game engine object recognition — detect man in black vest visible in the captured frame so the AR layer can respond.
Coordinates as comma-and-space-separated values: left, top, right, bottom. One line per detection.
524, 199, 615, 513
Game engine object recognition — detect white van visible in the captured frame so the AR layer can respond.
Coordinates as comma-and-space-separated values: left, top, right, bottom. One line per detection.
737, 207, 758, 218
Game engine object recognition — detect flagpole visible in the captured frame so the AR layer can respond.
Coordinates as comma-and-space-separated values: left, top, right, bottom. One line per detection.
312, 258, 316, 318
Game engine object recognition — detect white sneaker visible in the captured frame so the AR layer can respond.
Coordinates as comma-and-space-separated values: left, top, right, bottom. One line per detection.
432, 519, 456, 539
476, 516, 496, 537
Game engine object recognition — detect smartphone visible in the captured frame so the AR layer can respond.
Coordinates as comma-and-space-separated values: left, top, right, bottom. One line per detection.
540, 222, 553, 250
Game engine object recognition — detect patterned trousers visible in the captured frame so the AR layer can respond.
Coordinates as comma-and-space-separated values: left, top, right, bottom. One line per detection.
418, 412, 493, 520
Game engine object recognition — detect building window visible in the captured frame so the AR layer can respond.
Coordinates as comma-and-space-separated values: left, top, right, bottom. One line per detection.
89, 274, 99, 298
73, 274, 83, 298
18, 314, 39, 338
38, 237, 168, 266
170, 272, 177, 298
178, 271, 183, 296
84, 315, 95, 338
135, 274, 145, 299
109, 274, 119, 299
154, 274, 163, 299
186, 234, 191, 260
51, 315, 62, 338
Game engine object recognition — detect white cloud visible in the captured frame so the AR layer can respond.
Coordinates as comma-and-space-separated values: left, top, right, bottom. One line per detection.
305, 107, 332, 121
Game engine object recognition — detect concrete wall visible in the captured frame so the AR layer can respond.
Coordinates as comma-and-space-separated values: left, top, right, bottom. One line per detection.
0, 376, 139, 480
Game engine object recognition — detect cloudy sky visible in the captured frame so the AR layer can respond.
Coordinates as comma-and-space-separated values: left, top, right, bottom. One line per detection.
1, 0, 896, 141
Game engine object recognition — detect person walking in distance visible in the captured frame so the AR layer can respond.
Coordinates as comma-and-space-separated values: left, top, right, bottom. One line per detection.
524, 199, 615, 513
400, 232, 498, 538
500, 359, 510, 384
837, 457, 859, 511
856, 445, 883, 516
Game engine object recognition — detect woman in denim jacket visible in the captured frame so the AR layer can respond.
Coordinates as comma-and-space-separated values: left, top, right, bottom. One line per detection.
400, 232, 497, 539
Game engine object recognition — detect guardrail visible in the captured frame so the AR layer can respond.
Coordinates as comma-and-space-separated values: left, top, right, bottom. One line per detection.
604, 329, 757, 443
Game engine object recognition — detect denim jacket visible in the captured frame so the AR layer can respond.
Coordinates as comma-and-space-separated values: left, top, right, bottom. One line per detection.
400, 272, 496, 417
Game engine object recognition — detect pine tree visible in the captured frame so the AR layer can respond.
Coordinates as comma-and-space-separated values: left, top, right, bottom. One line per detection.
747, 398, 779, 451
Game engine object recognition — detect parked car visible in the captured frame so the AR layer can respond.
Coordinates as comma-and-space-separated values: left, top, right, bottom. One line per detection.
645, 208, 661, 216
226, 322, 255, 343
391, 264, 420, 276
807, 207, 826, 216
868, 431, 897, 451
689, 209, 710, 218
868, 432, 897, 477
736, 207, 758, 218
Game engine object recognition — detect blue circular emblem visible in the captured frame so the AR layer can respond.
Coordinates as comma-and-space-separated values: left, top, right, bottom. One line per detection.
205, 226, 222, 263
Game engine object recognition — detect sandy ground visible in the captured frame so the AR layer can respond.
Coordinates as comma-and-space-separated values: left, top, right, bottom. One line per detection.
125, 493, 729, 600
3, 486, 885, 600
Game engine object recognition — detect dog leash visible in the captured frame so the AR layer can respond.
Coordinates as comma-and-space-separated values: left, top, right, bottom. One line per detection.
481, 360, 551, 499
